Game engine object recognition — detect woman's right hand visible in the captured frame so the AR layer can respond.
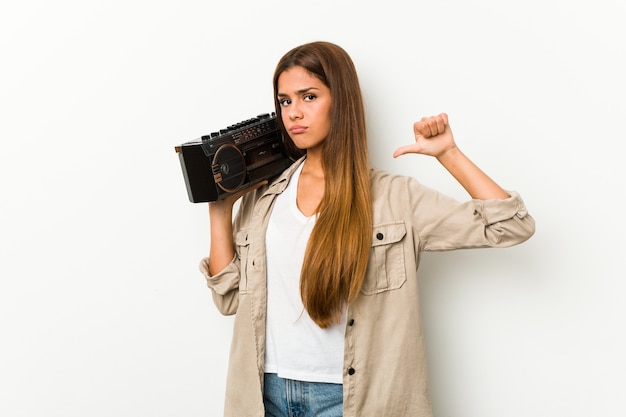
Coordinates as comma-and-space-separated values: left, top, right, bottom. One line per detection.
393, 113, 457, 159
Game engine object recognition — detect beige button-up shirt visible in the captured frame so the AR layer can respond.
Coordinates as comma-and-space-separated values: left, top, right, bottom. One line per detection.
200, 157, 535, 417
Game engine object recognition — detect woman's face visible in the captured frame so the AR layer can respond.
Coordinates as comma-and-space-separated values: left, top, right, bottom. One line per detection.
277, 66, 332, 153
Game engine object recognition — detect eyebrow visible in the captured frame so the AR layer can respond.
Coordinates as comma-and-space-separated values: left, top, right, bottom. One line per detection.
277, 87, 320, 97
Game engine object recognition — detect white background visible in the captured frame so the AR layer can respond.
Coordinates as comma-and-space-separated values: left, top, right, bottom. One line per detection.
1, 1, 624, 416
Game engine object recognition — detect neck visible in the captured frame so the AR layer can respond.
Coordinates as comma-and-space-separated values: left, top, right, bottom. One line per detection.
303, 149, 324, 176
297, 154, 325, 217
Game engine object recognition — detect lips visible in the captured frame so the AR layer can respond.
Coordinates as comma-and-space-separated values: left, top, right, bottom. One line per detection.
289, 125, 307, 134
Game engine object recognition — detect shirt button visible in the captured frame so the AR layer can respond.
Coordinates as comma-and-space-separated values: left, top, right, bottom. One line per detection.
348, 367, 355, 375
376, 232, 384, 240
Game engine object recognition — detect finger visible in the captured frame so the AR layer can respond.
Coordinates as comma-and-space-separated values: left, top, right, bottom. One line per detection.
414, 120, 431, 138
426, 118, 439, 136
426, 113, 448, 136
417, 114, 448, 137
428, 115, 447, 136
393, 142, 422, 158
393, 145, 413, 158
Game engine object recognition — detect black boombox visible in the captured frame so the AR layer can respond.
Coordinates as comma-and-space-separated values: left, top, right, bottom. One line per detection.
175, 112, 295, 203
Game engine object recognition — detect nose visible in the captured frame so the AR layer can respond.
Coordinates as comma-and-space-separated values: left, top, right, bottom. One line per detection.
288, 103, 302, 121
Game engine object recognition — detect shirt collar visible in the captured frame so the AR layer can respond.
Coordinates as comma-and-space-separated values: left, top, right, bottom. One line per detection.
263, 155, 307, 196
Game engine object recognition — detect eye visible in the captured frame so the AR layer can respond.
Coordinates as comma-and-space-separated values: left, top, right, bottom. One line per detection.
279, 98, 291, 107
303, 94, 316, 101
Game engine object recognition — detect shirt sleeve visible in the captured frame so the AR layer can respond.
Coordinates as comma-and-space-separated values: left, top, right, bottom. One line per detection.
197, 193, 254, 316
200, 255, 239, 316
199, 255, 241, 316
399, 176, 535, 251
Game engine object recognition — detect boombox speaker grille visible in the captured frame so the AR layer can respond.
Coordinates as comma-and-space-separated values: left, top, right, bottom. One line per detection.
212, 144, 246, 192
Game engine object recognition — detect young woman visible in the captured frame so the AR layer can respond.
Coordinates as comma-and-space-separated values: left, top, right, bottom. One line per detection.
200, 41, 535, 417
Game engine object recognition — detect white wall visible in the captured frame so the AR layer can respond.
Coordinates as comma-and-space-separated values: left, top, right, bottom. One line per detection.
1, 1, 624, 416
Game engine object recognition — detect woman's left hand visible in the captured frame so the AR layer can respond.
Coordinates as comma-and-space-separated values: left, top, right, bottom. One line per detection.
393, 113, 457, 159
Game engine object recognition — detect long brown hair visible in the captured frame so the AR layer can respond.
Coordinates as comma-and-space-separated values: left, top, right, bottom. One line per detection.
273, 41, 373, 328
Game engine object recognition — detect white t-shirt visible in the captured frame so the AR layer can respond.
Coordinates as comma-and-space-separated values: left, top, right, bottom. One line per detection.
264, 162, 346, 384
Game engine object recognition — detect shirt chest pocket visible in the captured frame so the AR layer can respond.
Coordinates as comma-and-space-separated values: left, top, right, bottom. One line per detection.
361, 222, 407, 295
234, 230, 251, 294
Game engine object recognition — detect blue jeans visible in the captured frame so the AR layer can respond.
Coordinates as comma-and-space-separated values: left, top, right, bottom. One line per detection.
263, 373, 343, 417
